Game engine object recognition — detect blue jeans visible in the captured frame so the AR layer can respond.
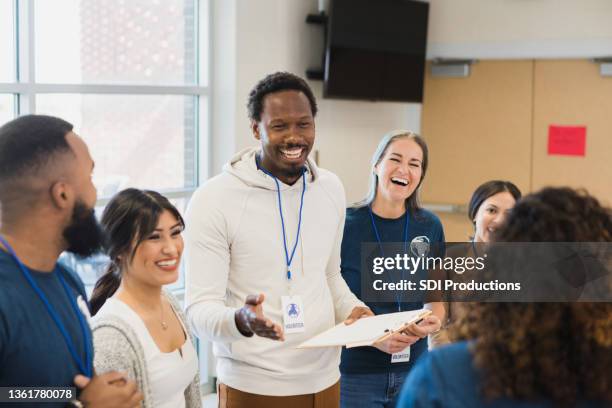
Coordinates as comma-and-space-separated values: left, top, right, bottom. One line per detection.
340, 371, 408, 408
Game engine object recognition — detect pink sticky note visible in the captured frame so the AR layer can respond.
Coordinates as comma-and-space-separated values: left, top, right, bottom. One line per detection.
548, 126, 586, 157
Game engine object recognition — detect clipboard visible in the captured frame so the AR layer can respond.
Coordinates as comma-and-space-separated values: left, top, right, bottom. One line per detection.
297, 309, 431, 349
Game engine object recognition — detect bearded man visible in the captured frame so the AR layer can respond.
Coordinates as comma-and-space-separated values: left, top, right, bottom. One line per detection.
0, 115, 142, 408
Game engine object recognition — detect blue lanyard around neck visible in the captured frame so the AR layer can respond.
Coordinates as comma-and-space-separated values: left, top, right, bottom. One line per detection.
368, 206, 409, 311
256, 154, 307, 281
0, 235, 93, 377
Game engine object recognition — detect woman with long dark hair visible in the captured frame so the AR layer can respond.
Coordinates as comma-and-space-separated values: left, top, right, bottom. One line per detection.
468, 180, 522, 244
431, 180, 521, 347
399, 187, 612, 407
90, 188, 201, 408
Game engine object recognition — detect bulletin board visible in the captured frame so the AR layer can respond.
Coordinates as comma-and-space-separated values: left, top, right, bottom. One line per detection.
419, 60, 534, 240
419, 59, 612, 240
532, 60, 612, 205
419, 60, 534, 205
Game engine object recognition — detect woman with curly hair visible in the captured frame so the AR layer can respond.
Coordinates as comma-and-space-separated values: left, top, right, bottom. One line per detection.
398, 187, 612, 407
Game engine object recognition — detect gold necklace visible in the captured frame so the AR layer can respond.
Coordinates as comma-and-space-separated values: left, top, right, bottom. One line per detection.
160, 301, 168, 330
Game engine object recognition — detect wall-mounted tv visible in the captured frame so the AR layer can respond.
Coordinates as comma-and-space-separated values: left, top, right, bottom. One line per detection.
324, 0, 429, 103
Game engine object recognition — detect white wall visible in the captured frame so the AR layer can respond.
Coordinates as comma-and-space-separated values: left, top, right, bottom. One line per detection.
211, 0, 612, 202
426, 0, 612, 59
209, 0, 237, 178
211, 0, 421, 203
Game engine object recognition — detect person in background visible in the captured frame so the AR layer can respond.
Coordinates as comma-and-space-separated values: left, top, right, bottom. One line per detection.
0, 115, 142, 408
90, 188, 201, 408
339, 130, 444, 408
468, 180, 522, 245
185, 72, 372, 408
430, 180, 521, 347
399, 187, 612, 407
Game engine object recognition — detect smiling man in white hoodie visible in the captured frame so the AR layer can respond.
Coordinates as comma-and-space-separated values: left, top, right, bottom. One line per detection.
185, 72, 372, 407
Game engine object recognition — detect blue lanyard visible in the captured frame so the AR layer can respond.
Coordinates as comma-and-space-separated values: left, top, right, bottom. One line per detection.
256, 155, 307, 281
368, 206, 409, 311
0, 235, 93, 377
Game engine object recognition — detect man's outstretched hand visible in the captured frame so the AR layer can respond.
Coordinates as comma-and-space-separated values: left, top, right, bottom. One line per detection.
235, 293, 285, 341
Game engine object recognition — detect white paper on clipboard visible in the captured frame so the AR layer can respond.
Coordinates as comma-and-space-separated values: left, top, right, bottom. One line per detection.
297, 309, 431, 349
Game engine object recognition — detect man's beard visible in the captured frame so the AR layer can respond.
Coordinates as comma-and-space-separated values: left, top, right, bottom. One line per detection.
63, 201, 106, 258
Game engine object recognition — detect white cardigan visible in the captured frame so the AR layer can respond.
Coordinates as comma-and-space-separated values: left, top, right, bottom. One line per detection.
92, 291, 201, 408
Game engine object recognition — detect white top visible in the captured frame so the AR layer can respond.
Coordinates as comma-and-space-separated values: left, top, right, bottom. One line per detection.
185, 147, 364, 396
98, 298, 198, 408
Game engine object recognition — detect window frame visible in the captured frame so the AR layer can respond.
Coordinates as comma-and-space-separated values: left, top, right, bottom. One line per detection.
1, 0, 215, 390
0, 0, 211, 189
0, 0, 213, 293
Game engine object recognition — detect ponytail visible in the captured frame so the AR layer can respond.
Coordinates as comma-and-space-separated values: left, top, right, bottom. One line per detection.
90, 263, 121, 316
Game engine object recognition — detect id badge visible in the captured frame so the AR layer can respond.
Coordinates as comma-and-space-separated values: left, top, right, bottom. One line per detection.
391, 346, 410, 363
281, 295, 305, 334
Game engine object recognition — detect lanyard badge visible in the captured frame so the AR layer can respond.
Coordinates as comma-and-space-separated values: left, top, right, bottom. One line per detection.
281, 295, 305, 334
257, 155, 307, 334
391, 346, 411, 363
0, 235, 93, 377
368, 206, 409, 312
368, 207, 413, 363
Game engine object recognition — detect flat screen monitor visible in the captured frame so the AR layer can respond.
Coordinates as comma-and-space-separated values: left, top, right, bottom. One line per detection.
325, 0, 429, 102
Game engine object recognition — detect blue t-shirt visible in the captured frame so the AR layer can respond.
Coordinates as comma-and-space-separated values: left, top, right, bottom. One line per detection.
0, 249, 92, 407
398, 341, 605, 408
340, 206, 445, 374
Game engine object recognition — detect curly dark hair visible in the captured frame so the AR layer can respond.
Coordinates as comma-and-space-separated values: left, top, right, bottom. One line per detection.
452, 187, 612, 406
247, 72, 318, 122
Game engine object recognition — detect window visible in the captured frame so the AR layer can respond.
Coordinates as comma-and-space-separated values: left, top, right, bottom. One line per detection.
1, 0, 16, 123
34, 0, 199, 86
0, 0, 14, 83
1, 0, 210, 293
0, 95, 14, 124
37, 94, 198, 192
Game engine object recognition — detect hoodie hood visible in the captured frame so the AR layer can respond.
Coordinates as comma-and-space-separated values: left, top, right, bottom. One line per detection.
223, 147, 319, 190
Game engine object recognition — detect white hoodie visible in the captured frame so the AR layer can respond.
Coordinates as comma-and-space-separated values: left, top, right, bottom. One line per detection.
185, 147, 363, 396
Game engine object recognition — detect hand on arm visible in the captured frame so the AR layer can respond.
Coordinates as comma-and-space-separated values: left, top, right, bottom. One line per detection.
234, 294, 285, 341
74, 372, 143, 408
